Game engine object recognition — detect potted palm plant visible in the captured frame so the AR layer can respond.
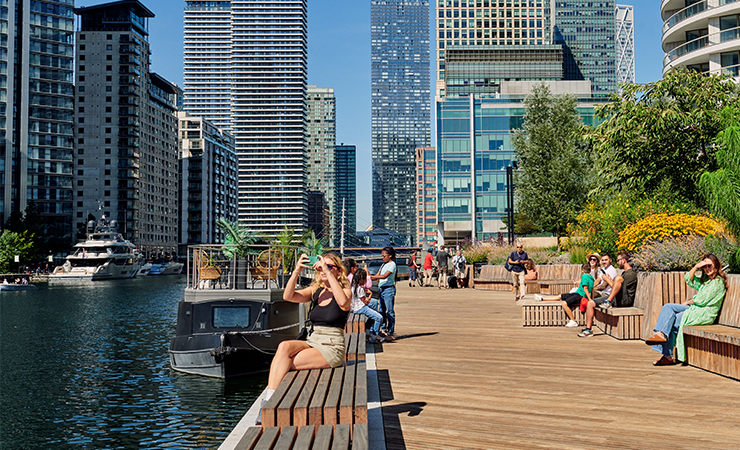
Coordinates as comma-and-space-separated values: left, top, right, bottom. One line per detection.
274, 225, 296, 288
216, 218, 258, 289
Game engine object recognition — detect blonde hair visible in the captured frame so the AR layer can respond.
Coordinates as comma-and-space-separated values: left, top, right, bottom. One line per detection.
310, 252, 350, 290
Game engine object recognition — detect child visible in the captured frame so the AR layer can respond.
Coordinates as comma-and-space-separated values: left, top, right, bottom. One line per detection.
535, 263, 594, 328
350, 268, 385, 342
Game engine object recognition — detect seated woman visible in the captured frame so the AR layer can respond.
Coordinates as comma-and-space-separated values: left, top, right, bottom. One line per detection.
260, 252, 351, 417
646, 254, 727, 366
523, 260, 538, 281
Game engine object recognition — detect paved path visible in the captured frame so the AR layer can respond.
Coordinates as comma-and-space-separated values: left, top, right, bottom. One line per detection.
374, 284, 740, 450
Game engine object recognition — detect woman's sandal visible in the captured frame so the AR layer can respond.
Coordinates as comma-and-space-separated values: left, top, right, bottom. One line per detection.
653, 355, 676, 366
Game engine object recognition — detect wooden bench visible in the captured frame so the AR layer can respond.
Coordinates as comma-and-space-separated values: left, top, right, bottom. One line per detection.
236, 423, 368, 450
473, 265, 511, 291
684, 274, 740, 380
521, 299, 586, 327
344, 313, 366, 334
261, 333, 367, 433
531, 265, 582, 296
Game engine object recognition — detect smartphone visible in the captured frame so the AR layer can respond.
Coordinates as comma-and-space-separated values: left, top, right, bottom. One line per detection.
308, 255, 320, 265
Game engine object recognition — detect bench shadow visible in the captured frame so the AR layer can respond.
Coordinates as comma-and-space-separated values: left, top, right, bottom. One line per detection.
391, 331, 439, 341
377, 369, 427, 450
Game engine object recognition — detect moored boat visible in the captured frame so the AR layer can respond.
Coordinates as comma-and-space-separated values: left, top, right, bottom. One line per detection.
1, 283, 38, 291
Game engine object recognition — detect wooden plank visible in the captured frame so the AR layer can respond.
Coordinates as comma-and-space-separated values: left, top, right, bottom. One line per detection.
252, 427, 280, 450
234, 426, 263, 450
351, 423, 368, 450
331, 424, 351, 450
272, 426, 297, 450
324, 367, 345, 425
308, 369, 333, 426
293, 425, 315, 450
339, 361, 356, 426
356, 334, 366, 361
276, 370, 309, 427
312, 425, 334, 450
262, 371, 297, 428
719, 275, 740, 328
294, 369, 320, 427
345, 333, 357, 362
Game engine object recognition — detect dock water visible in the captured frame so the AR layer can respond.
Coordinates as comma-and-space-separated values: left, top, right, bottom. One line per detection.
375, 283, 740, 449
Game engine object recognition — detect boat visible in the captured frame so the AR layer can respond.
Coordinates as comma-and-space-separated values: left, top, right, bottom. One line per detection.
168, 244, 307, 378
50, 217, 142, 281
144, 261, 183, 276
1, 283, 37, 291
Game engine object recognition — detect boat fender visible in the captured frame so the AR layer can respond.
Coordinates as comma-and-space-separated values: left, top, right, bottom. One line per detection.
209, 346, 237, 363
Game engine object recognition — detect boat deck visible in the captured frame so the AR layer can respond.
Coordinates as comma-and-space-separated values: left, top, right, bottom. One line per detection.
376, 284, 740, 449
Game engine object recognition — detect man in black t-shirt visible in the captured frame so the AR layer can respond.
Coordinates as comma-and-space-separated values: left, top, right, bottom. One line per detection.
579, 251, 638, 337
508, 242, 528, 299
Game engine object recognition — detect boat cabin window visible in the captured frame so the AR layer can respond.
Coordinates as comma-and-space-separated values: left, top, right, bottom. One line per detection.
213, 306, 251, 328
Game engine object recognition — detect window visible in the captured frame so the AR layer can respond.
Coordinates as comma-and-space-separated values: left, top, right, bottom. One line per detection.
78, 128, 84, 133
104, 191, 110, 197
78, 86, 84, 92
105, 117, 111, 123
77, 169, 83, 176
77, 201, 83, 207
79, 65, 85, 71
77, 212, 83, 218
78, 107, 84, 113
104, 180, 110, 186
105, 138, 111, 144
104, 201, 110, 207
80, 34, 85, 40
80, 44, 85, 50
105, 159, 111, 165
106, 107, 111, 112
106, 96, 111, 102
213, 306, 252, 328
105, 148, 111, 154
78, 149, 84, 155
106, 55, 112, 61
77, 159, 83, 165
107, 45, 112, 50
77, 191, 83, 197
107, 34, 112, 40
106, 76, 112, 81
78, 96, 84, 102
78, 138, 84, 144
106, 65, 112, 71
78, 117, 84, 123
105, 128, 111, 134
79, 75, 85, 82
79, 55, 85, 61
105, 169, 111, 176
106, 86, 112, 92
77, 180, 83, 186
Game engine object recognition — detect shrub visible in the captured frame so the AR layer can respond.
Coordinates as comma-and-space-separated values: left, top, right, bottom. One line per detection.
571, 196, 703, 258
568, 245, 588, 264
632, 235, 737, 272
616, 213, 724, 252
462, 243, 490, 264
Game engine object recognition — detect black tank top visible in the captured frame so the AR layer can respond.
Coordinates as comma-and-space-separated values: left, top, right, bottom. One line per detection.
310, 288, 349, 328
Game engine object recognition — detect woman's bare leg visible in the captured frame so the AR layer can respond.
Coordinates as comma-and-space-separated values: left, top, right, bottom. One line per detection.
267, 340, 311, 389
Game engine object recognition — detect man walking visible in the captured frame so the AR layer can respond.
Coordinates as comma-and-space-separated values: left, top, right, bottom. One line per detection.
436, 245, 450, 289
508, 242, 528, 299
452, 249, 467, 288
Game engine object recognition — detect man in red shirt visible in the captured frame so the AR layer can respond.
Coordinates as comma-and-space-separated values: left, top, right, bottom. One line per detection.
423, 248, 434, 286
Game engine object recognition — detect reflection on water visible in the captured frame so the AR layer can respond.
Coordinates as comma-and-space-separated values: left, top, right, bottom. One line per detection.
0, 277, 265, 449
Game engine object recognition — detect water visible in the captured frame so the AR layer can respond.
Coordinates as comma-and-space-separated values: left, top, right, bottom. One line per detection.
0, 277, 266, 450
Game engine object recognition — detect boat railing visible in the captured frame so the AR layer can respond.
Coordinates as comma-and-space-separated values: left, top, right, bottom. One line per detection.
186, 243, 304, 291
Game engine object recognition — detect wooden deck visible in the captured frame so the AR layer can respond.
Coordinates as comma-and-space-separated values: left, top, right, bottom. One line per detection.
375, 284, 740, 450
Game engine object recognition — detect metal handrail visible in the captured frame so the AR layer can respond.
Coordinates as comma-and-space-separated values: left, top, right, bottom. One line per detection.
664, 25, 740, 66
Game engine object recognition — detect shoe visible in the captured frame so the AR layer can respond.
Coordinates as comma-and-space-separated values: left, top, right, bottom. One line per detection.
578, 328, 594, 337
378, 330, 388, 338
565, 320, 579, 327
646, 333, 667, 345
384, 334, 395, 341
368, 335, 383, 343
534, 294, 543, 301
600, 301, 611, 309
653, 355, 675, 366
255, 398, 267, 425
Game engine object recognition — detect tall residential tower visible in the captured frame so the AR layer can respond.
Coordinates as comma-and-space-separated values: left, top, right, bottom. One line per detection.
371, 0, 430, 243
306, 85, 336, 243
183, 0, 309, 237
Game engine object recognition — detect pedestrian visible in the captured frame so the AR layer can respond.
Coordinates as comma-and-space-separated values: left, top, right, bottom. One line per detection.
369, 246, 397, 340
508, 242, 528, 299
423, 248, 434, 287
436, 245, 450, 289
409, 249, 418, 287
452, 249, 467, 288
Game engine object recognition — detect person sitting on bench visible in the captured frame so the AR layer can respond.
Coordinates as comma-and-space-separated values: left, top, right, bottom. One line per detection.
645, 254, 727, 366
578, 251, 637, 338
535, 263, 593, 328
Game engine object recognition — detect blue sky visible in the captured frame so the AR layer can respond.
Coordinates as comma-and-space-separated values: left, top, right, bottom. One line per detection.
75, 1, 665, 232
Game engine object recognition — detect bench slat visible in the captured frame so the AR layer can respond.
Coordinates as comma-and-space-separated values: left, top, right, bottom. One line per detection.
235, 426, 262, 450
313, 424, 334, 450
253, 426, 280, 450
332, 423, 351, 450
339, 362, 356, 427
272, 425, 297, 450
352, 423, 369, 450
262, 371, 297, 427
308, 369, 333, 425
324, 367, 344, 425
293, 369, 320, 427
293, 425, 315, 450
277, 370, 309, 427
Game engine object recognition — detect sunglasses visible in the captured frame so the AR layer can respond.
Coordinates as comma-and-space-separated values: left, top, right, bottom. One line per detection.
318, 264, 336, 271
589, 258, 597, 261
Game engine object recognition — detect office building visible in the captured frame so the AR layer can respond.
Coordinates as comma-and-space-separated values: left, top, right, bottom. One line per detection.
615, 4, 635, 85
178, 112, 238, 246
436, 81, 596, 242
1, 0, 75, 249
74, 0, 180, 256
306, 85, 336, 244
183, 0, 309, 237
335, 144, 356, 244
662, 0, 740, 77
306, 190, 330, 242
416, 147, 437, 247
371, 0, 430, 243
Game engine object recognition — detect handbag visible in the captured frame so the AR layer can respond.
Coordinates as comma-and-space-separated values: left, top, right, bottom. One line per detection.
504, 260, 514, 271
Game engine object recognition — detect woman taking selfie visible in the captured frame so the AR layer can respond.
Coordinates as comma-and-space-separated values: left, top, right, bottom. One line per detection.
646, 254, 727, 366
262, 252, 351, 408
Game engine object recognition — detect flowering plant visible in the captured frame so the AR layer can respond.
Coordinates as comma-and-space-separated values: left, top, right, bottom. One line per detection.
617, 213, 724, 252
632, 235, 736, 272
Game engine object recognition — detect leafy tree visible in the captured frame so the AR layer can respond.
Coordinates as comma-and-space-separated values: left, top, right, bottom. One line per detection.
700, 115, 740, 237
589, 68, 739, 204
512, 83, 592, 251
274, 225, 296, 273
216, 218, 258, 258
3, 203, 45, 261
300, 230, 326, 257
502, 212, 540, 236
0, 230, 36, 273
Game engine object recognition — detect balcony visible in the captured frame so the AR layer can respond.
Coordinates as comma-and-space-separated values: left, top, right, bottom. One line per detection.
118, 149, 140, 158
663, 1, 708, 33
664, 25, 740, 72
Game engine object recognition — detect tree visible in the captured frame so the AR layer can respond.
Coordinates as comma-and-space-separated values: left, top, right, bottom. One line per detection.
0, 230, 36, 273
589, 68, 739, 204
216, 218, 259, 258
274, 225, 296, 273
3, 202, 46, 261
512, 83, 592, 251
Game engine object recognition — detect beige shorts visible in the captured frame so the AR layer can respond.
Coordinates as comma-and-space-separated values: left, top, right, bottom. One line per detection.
306, 326, 346, 368
455, 269, 465, 278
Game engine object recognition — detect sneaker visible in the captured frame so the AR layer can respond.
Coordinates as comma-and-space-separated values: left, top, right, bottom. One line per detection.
565, 320, 579, 327
368, 335, 382, 343
534, 294, 543, 301
578, 328, 594, 337
255, 398, 267, 425
600, 301, 612, 309
384, 334, 395, 341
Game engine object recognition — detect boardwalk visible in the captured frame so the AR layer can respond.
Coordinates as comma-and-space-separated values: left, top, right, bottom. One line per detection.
375, 284, 740, 450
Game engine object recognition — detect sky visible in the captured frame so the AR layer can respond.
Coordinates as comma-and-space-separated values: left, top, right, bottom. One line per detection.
74, 1, 666, 232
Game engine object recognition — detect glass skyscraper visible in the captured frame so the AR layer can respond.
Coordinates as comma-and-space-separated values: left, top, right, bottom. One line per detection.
615, 4, 635, 85
306, 85, 336, 244
184, 0, 309, 237
335, 144, 356, 244
1, 0, 75, 249
371, 0, 430, 243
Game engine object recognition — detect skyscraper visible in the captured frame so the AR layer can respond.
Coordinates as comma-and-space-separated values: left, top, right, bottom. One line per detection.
306, 85, 336, 244
74, 1, 181, 257
335, 144, 356, 245
1, 0, 75, 249
615, 4, 635, 85
183, 1, 309, 237
371, 0, 430, 243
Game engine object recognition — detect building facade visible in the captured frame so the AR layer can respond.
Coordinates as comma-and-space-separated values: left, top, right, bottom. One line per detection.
371, 0, 430, 243
74, 1, 180, 257
436, 81, 596, 242
1, 0, 75, 249
335, 144, 356, 245
306, 85, 336, 244
183, 0, 309, 237
178, 112, 238, 246
415, 147, 437, 247
662, 0, 740, 77
306, 190, 330, 242
615, 4, 635, 85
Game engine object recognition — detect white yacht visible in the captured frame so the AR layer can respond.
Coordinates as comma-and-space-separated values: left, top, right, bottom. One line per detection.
50, 218, 142, 281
